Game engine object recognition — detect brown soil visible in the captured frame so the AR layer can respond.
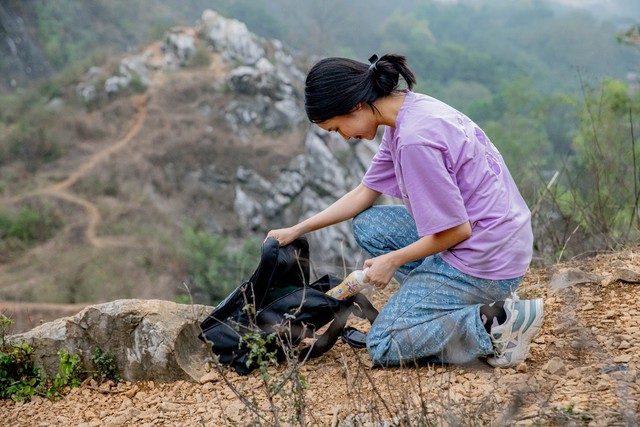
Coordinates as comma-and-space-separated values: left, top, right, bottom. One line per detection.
1, 249, 639, 426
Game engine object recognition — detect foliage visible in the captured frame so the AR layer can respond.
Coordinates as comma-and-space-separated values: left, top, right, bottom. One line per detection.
0, 315, 43, 401
240, 330, 310, 426
0, 315, 85, 402
559, 402, 594, 422
563, 79, 640, 248
243, 331, 279, 371
473, 77, 569, 197
0, 204, 63, 244
47, 350, 84, 399
531, 77, 640, 262
180, 224, 261, 305
91, 347, 120, 385
617, 25, 640, 48
186, 41, 212, 69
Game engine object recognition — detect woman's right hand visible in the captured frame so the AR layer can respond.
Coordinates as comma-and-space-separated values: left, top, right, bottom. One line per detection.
266, 227, 301, 246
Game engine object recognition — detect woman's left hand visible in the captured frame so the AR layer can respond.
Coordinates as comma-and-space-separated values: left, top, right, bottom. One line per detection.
362, 254, 399, 290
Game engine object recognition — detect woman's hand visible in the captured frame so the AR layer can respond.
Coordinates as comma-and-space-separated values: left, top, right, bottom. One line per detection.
266, 227, 300, 246
362, 253, 400, 290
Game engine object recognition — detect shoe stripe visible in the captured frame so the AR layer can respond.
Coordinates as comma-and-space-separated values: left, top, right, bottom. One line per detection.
521, 301, 537, 333
511, 303, 526, 332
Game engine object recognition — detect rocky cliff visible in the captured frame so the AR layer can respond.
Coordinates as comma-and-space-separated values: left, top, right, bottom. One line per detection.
0, 2, 53, 90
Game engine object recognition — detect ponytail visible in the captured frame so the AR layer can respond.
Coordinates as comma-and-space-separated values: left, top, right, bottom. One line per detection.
304, 53, 416, 123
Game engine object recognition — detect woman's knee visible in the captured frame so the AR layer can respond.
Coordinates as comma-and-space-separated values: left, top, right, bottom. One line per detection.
366, 322, 407, 366
367, 331, 397, 366
352, 207, 378, 250
352, 207, 375, 236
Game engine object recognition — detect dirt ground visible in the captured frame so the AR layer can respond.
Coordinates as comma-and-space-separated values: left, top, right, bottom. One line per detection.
1, 249, 639, 426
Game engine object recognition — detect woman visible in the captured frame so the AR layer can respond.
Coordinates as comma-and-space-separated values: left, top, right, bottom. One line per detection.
267, 54, 543, 368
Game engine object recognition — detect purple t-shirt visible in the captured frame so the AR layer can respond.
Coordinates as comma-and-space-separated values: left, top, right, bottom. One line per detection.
362, 91, 532, 280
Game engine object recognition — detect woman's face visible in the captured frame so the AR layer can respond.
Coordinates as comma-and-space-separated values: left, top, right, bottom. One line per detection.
317, 104, 379, 141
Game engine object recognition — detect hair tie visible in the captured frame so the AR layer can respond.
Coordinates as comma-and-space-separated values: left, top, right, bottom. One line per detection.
368, 54, 379, 72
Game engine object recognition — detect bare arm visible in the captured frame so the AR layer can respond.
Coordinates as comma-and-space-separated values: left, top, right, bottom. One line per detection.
267, 183, 381, 245
363, 221, 472, 288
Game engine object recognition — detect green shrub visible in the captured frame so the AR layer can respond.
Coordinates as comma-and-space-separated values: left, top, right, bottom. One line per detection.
129, 75, 147, 94
0, 315, 85, 402
0, 316, 43, 401
180, 224, 261, 305
46, 351, 83, 399
0, 204, 63, 244
5, 119, 61, 171
186, 42, 212, 69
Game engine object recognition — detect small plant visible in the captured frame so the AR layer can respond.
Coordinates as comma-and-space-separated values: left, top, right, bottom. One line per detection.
204, 299, 313, 426
46, 350, 84, 400
91, 347, 120, 385
243, 331, 279, 373
0, 314, 86, 402
559, 402, 594, 421
0, 315, 45, 401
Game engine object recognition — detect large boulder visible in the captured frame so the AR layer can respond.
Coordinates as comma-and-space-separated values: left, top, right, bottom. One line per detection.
197, 9, 265, 65
10, 299, 214, 382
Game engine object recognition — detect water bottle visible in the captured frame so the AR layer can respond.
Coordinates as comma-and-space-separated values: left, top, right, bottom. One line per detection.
326, 268, 369, 300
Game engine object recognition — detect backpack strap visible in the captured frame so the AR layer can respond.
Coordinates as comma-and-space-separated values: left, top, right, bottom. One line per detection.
352, 293, 379, 324
298, 292, 379, 359
299, 304, 352, 359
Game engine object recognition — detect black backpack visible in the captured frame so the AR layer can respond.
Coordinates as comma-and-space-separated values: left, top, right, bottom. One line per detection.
198, 236, 378, 374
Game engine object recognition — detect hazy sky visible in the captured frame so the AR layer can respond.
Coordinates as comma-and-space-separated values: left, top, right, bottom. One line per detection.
434, 0, 639, 21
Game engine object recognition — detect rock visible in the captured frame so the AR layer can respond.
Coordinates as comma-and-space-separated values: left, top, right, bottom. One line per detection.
619, 340, 631, 349
162, 28, 197, 67
566, 367, 584, 379
548, 268, 601, 290
610, 369, 637, 382
199, 371, 220, 384
232, 128, 375, 269
10, 299, 214, 382
76, 83, 97, 104
610, 268, 640, 284
124, 385, 139, 399
544, 356, 566, 375
581, 303, 594, 311
198, 9, 265, 65
104, 75, 131, 97
613, 354, 633, 363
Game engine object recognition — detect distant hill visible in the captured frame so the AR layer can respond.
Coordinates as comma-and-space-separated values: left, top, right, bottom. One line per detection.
1, 0, 638, 95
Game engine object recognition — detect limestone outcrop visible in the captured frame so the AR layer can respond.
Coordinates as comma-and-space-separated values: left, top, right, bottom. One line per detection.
11, 299, 214, 382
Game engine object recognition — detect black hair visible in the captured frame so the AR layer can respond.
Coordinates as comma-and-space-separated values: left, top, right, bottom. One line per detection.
304, 54, 417, 123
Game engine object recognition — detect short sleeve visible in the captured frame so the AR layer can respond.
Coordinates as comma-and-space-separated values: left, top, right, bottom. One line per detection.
398, 144, 469, 236
362, 131, 402, 199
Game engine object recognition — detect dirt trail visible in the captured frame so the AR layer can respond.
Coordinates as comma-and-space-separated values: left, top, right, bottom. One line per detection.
0, 93, 150, 328
7, 93, 149, 248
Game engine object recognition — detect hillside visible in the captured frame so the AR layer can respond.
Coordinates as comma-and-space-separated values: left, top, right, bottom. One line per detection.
0, 248, 639, 425
0, 10, 374, 326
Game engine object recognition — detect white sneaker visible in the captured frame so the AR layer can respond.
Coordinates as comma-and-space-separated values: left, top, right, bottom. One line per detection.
487, 298, 544, 368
